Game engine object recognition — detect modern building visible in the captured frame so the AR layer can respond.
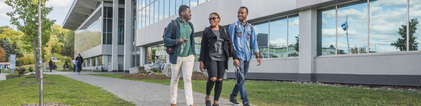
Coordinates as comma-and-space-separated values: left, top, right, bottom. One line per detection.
63, 0, 421, 86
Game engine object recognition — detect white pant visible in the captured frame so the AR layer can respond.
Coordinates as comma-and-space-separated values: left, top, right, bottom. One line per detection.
170, 55, 194, 106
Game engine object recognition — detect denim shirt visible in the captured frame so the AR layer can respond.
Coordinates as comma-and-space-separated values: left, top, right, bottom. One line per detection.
228, 21, 259, 61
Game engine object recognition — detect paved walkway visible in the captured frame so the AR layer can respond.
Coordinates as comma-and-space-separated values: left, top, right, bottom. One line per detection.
59, 72, 234, 106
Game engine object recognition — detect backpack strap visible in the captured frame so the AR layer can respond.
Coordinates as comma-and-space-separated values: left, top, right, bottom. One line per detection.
171, 20, 178, 39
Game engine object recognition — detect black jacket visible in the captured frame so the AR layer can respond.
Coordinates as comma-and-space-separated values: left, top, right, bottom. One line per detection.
199, 26, 238, 69
49, 61, 53, 66
76, 56, 84, 65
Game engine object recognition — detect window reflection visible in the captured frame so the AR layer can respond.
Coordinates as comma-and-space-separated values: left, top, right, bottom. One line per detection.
269, 18, 288, 58
370, 0, 407, 53
319, 8, 337, 55
288, 16, 300, 57
190, 0, 198, 7
75, 18, 102, 54
410, 0, 421, 51
337, 1, 368, 55
194, 36, 201, 61
254, 22, 269, 58
147, 44, 167, 64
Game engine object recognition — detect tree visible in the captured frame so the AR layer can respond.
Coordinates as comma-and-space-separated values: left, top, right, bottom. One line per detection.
391, 18, 419, 51
294, 35, 299, 52
1, 38, 13, 61
0, 47, 6, 62
45, 34, 62, 54
0, 27, 23, 44
50, 24, 74, 57
0, 26, 11, 34
12, 42, 23, 58
6, 0, 55, 82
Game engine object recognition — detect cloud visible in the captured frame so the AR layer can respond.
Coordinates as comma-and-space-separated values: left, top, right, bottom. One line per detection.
372, 0, 407, 6
322, 27, 361, 38
322, 18, 328, 26
289, 18, 299, 28
0, 1, 12, 19
270, 38, 287, 47
46, 0, 74, 7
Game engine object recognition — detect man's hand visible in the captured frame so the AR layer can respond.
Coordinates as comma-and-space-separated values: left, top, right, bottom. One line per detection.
255, 53, 261, 66
257, 58, 261, 66
234, 59, 240, 67
177, 38, 186, 45
199, 61, 205, 72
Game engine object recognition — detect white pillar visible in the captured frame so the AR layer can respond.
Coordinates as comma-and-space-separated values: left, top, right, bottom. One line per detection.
139, 47, 145, 66
123, 0, 133, 72
103, 55, 108, 70
95, 56, 99, 67
111, 0, 119, 72
298, 9, 317, 81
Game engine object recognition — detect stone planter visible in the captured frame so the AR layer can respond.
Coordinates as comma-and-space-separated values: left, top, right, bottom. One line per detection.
18, 71, 25, 77
29, 69, 33, 72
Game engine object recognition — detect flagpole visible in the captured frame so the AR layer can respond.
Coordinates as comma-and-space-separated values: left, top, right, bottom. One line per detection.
346, 15, 350, 54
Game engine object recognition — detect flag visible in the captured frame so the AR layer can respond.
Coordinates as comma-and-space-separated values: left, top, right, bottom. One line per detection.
341, 22, 348, 31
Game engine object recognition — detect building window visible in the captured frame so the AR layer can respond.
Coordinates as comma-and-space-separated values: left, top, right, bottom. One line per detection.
254, 21, 269, 58
159, 0, 164, 20
410, 0, 421, 51
170, 0, 175, 16
99, 56, 102, 66
190, 0, 198, 7
318, 0, 415, 55
194, 36, 201, 62
176, 0, 182, 14
198, 0, 206, 5
154, 1, 159, 22
269, 18, 288, 58
288, 16, 300, 57
118, 8, 125, 45
147, 44, 166, 64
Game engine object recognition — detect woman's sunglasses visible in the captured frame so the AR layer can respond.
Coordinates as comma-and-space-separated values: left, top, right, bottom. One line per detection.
208, 17, 219, 21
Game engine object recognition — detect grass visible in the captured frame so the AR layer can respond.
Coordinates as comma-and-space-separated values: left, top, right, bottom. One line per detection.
0, 74, 135, 106
90, 74, 421, 106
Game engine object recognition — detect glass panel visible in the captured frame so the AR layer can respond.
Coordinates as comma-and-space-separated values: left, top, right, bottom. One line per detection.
118, 20, 124, 45
194, 36, 201, 61
145, 5, 149, 26
107, 7, 112, 18
75, 19, 102, 54
288, 16, 299, 57
138, 10, 142, 29
92, 58, 96, 66
370, 0, 407, 53
103, 32, 107, 44
147, 44, 166, 64
320, 7, 337, 55
164, 0, 169, 18
337, 1, 368, 55
183, 0, 189, 6
254, 22, 269, 58
154, 1, 159, 22
160, 0, 164, 20
410, 0, 420, 51
269, 18, 288, 58
176, 0, 182, 14
107, 33, 112, 44
198, 0, 206, 5
99, 56, 102, 66
190, 0, 198, 7
107, 19, 112, 33
143, 8, 146, 27
170, 0, 175, 16
138, 0, 143, 9
150, 2, 154, 24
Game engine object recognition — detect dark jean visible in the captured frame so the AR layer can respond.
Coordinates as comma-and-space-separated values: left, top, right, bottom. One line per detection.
230, 60, 249, 104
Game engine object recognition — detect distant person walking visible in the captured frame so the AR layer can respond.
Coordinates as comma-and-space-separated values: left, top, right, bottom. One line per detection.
49, 59, 53, 72
0, 64, 2, 74
72, 58, 77, 73
76, 54, 84, 75
4, 65, 8, 73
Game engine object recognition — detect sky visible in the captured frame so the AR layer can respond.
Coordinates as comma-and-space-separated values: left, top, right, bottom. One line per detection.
0, 0, 74, 30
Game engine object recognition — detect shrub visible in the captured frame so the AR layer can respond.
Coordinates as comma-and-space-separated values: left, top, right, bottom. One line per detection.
16, 60, 23, 67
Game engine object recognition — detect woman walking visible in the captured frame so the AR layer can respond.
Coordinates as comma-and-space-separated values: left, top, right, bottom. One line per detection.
4, 65, 8, 73
199, 12, 240, 106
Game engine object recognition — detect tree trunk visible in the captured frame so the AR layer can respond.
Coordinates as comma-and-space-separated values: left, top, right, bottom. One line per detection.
31, 34, 39, 82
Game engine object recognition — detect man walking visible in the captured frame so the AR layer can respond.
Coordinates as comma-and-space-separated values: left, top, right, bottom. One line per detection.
76, 54, 84, 75
72, 58, 77, 73
49, 59, 53, 72
163, 5, 196, 106
228, 6, 262, 106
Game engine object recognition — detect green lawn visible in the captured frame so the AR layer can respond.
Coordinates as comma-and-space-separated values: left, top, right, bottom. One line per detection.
90, 74, 421, 106
0, 74, 134, 106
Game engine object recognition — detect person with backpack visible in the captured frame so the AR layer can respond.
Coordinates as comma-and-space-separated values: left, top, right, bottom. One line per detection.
199, 12, 239, 106
76, 54, 84, 75
163, 5, 196, 106
227, 6, 261, 106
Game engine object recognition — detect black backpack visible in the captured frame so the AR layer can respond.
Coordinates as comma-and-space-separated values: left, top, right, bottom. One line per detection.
163, 20, 178, 55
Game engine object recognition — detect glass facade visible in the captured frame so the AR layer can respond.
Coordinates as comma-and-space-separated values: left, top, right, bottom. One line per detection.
137, 0, 211, 29
254, 16, 300, 59
410, 0, 421, 51
147, 44, 166, 64
318, 0, 419, 55
75, 17, 102, 54
103, 7, 113, 44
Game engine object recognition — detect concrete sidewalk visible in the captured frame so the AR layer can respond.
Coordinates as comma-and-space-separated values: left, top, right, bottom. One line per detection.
0, 73, 8, 81
61, 73, 234, 106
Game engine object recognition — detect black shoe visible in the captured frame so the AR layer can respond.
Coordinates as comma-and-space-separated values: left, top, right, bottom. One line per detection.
229, 98, 240, 105
212, 104, 219, 106
243, 103, 250, 106
205, 97, 211, 106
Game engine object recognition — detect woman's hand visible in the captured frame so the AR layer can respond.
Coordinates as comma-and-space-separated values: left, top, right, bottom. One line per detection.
234, 59, 240, 67
200, 61, 205, 72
